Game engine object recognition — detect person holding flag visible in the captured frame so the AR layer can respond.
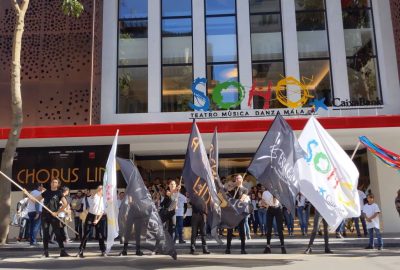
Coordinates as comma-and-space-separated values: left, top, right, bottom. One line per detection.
225, 174, 248, 255
304, 210, 333, 254
190, 201, 211, 255
296, 116, 361, 232
117, 157, 177, 260
182, 121, 222, 250
77, 185, 106, 258
24, 178, 70, 258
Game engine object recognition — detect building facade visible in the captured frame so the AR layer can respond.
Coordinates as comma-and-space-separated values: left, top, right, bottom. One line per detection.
1, 0, 400, 234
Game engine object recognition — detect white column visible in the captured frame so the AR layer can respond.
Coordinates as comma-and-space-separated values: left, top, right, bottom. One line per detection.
372, 0, 400, 115
281, 0, 300, 104
192, 0, 207, 107
148, 0, 162, 113
101, 0, 118, 123
326, 0, 350, 101
236, 0, 252, 110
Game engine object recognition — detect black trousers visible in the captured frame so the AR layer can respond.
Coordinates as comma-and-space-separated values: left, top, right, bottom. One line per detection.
308, 211, 329, 249
41, 214, 65, 250
190, 212, 207, 252
122, 220, 142, 252
74, 216, 83, 240
79, 213, 105, 252
227, 218, 246, 251
266, 207, 284, 246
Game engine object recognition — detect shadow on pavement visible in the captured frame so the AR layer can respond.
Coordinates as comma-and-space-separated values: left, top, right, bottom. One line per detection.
0, 255, 298, 270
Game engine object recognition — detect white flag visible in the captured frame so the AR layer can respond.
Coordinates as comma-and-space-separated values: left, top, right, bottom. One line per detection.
103, 130, 119, 253
297, 117, 360, 230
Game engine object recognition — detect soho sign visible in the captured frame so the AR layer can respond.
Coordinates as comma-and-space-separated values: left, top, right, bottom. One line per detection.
189, 76, 313, 111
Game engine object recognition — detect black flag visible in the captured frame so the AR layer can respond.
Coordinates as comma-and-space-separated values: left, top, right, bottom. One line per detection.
209, 128, 250, 230
182, 122, 221, 241
247, 114, 305, 212
117, 157, 177, 260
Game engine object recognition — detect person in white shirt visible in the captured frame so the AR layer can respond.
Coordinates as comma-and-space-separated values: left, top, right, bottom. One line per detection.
262, 190, 286, 254
362, 193, 383, 250
26, 183, 44, 246
77, 186, 106, 258
175, 190, 187, 244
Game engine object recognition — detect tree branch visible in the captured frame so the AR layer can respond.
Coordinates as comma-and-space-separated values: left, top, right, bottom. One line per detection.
20, 0, 29, 13
11, 0, 21, 13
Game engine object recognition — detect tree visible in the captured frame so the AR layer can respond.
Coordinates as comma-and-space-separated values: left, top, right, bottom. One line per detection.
0, 0, 84, 245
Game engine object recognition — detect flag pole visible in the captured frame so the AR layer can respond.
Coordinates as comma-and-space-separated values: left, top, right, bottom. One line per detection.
179, 176, 182, 186
0, 170, 79, 235
350, 141, 362, 160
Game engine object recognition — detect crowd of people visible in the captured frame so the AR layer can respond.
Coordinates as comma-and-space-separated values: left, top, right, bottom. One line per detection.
14, 174, 396, 258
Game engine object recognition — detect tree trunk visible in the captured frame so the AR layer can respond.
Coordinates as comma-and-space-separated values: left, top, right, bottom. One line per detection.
0, 0, 29, 245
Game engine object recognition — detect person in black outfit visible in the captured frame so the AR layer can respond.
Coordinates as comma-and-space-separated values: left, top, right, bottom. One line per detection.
119, 195, 150, 256
262, 190, 286, 254
24, 178, 70, 258
159, 180, 179, 237
190, 203, 210, 255
225, 174, 248, 255
304, 210, 333, 254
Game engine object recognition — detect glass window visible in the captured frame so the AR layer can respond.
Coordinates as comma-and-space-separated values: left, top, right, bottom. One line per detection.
249, 0, 280, 13
118, 67, 148, 113
162, 0, 192, 17
119, 20, 148, 65
162, 36, 192, 65
295, 0, 325, 11
206, 16, 237, 62
341, 0, 371, 9
250, 14, 283, 60
299, 60, 332, 106
206, 64, 239, 110
162, 66, 193, 112
162, 18, 192, 37
118, 1, 149, 114
119, 0, 148, 19
347, 55, 380, 100
252, 62, 285, 109
342, 0, 381, 101
343, 10, 376, 57
205, 0, 236, 15
296, 12, 329, 58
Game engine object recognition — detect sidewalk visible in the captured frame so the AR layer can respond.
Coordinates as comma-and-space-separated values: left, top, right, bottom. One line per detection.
1, 233, 399, 252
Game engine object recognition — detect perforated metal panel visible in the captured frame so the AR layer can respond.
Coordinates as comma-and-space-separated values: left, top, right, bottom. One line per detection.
0, 0, 102, 126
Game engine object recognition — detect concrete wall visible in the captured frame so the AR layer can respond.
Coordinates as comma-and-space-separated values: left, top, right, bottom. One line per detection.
367, 133, 400, 233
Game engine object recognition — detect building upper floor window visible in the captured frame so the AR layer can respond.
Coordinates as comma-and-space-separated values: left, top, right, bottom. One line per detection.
117, 0, 148, 114
161, 0, 193, 112
119, 0, 148, 19
295, 0, 333, 107
249, 0, 285, 109
205, 0, 239, 110
342, 0, 381, 102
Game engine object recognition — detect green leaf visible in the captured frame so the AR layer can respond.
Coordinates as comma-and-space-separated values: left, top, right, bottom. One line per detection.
62, 0, 84, 18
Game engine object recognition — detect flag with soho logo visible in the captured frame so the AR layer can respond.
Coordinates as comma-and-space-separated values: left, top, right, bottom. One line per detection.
297, 117, 361, 230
